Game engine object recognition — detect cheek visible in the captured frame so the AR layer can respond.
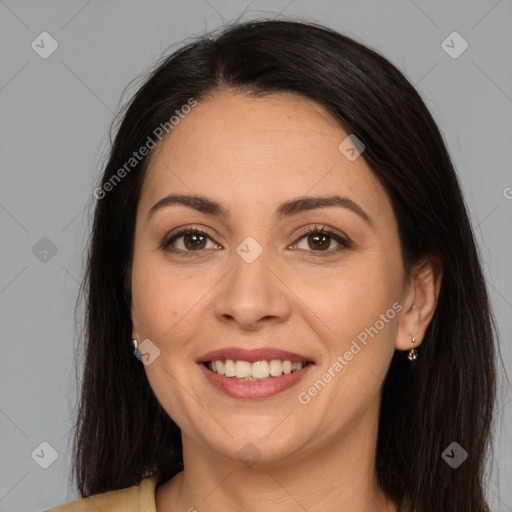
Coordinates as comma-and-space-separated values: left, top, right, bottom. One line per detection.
130, 249, 219, 347
131, 245, 183, 340
310, 250, 401, 378
320, 260, 399, 333
130, 256, 208, 428
132, 267, 174, 340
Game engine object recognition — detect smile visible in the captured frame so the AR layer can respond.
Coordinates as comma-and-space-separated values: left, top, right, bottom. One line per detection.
197, 347, 315, 399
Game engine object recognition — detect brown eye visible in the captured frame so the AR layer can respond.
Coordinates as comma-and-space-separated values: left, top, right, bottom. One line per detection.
306, 233, 331, 251
162, 228, 220, 253
291, 226, 351, 256
182, 232, 207, 250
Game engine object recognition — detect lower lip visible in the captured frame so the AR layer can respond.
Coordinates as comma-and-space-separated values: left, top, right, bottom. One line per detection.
198, 363, 314, 399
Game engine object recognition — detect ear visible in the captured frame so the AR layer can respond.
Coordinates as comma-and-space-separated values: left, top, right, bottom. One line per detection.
395, 255, 443, 351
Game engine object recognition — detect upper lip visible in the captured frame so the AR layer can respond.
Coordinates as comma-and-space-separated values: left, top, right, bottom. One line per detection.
197, 347, 314, 364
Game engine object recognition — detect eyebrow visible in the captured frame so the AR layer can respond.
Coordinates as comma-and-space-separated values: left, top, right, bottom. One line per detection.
147, 193, 374, 228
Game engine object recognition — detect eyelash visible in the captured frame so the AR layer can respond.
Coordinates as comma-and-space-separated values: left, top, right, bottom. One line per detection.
160, 225, 352, 258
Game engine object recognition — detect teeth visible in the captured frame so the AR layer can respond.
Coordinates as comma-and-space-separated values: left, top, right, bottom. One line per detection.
269, 359, 282, 377
291, 362, 302, 372
207, 359, 307, 380
235, 360, 252, 378
216, 360, 225, 375
224, 359, 236, 377
252, 360, 270, 379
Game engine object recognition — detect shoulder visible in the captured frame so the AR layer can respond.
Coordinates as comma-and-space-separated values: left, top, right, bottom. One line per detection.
44, 476, 159, 512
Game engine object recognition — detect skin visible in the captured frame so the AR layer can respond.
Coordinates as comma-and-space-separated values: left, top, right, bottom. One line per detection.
130, 90, 442, 512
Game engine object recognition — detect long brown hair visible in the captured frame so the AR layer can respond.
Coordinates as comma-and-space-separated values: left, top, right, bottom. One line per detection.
72, 19, 498, 511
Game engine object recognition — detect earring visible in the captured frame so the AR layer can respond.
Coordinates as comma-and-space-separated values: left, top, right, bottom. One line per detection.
132, 339, 141, 360
408, 335, 418, 361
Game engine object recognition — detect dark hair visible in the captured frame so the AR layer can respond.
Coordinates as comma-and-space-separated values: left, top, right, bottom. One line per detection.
72, 18, 497, 511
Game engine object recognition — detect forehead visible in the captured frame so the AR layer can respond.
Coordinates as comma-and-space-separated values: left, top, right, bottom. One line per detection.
140, 91, 391, 225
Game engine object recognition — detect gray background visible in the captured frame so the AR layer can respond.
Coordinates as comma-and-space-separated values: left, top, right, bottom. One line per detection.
1, 1, 511, 510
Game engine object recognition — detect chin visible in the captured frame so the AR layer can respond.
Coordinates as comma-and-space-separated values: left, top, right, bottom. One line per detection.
196, 419, 313, 466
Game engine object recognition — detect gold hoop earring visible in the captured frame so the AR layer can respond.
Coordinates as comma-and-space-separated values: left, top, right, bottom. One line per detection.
408, 335, 418, 361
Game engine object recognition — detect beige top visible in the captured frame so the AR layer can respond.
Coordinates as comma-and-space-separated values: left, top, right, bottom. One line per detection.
44, 477, 159, 512
45, 477, 415, 511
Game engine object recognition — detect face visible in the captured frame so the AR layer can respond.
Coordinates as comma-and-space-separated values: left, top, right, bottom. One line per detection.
130, 91, 410, 464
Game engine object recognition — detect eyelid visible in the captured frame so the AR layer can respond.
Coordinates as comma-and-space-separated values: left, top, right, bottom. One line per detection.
292, 224, 350, 244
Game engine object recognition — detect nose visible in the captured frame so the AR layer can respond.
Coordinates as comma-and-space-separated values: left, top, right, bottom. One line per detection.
214, 246, 292, 331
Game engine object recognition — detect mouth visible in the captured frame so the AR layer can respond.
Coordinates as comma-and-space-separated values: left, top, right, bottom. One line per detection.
197, 348, 315, 399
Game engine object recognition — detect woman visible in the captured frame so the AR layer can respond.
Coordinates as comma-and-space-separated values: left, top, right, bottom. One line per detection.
47, 18, 497, 512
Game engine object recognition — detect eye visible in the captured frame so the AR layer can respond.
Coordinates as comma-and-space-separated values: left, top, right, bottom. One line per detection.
161, 227, 221, 254
161, 225, 351, 257
290, 225, 351, 256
